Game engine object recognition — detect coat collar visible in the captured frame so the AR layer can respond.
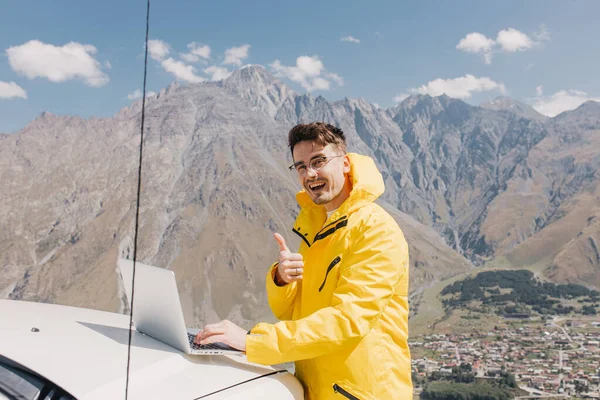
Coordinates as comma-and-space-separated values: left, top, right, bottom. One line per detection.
294, 153, 385, 239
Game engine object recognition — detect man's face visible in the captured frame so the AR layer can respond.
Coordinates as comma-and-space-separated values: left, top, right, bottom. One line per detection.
291, 141, 350, 211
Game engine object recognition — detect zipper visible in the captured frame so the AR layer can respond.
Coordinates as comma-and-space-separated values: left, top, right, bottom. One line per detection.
320, 215, 348, 232
318, 256, 341, 292
314, 216, 349, 243
292, 227, 311, 247
333, 383, 359, 400
293, 215, 348, 248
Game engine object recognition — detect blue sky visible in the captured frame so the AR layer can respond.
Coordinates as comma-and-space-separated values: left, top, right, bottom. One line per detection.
1, 0, 599, 133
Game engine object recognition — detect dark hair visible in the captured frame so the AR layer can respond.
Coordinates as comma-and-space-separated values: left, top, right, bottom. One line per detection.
287, 122, 347, 155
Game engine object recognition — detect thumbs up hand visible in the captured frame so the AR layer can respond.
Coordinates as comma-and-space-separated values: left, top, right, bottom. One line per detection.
273, 232, 304, 285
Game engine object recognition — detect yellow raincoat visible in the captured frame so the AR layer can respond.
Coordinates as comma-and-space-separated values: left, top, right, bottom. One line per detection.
246, 153, 412, 399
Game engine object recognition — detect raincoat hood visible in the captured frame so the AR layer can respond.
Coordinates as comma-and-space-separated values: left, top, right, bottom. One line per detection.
295, 153, 384, 216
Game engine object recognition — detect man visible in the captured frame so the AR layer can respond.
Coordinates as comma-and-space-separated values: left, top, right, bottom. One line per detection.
196, 122, 412, 399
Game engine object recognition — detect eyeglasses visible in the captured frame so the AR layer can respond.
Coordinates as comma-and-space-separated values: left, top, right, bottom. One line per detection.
288, 155, 345, 175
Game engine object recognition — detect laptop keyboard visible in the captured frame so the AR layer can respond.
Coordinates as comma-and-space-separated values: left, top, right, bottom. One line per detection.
187, 333, 239, 351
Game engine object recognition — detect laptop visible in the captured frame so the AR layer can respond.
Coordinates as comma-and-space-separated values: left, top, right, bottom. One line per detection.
118, 258, 244, 356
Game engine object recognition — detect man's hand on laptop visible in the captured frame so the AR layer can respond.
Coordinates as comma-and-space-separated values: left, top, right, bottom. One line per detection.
274, 232, 303, 285
195, 320, 247, 351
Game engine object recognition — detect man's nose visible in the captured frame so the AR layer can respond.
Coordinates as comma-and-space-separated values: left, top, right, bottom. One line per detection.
305, 165, 318, 178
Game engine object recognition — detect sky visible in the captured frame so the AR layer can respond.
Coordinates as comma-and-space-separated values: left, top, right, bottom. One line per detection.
1, 0, 599, 133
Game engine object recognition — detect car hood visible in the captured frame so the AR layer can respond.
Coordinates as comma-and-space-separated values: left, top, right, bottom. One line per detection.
0, 300, 290, 399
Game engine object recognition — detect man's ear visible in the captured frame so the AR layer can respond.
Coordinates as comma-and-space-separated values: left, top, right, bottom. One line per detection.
343, 154, 351, 174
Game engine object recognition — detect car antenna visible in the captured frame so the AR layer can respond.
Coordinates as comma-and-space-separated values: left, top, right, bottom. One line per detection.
125, 0, 151, 398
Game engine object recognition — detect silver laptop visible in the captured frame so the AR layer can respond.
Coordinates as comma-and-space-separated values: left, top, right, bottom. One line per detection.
118, 258, 244, 356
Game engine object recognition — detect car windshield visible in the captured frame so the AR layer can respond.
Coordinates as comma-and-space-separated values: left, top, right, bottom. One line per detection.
0, 356, 75, 400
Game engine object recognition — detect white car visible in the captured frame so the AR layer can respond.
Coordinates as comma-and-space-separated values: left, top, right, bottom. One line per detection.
0, 299, 303, 400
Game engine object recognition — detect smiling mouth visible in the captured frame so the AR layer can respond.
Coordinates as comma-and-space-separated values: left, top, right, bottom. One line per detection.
308, 181, 326, 191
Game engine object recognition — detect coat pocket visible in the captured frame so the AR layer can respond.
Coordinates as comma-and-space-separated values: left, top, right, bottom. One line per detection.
333, 383, 360, 400
318, 255, 341, 292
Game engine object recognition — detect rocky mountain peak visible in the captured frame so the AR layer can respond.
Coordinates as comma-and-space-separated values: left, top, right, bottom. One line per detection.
581, 100, 600, 109
223, 65, 279, 89
159, 81, 180, 97
25, 111, 67, 132
550, 100, 600, 137
221, 65, 295, 117
481, 96, 548, 122
340, 97, 377, 112
389, 94, 470, 126
555, 100, 600, 120
32, 111, 58, 123
391, 94, 456, 113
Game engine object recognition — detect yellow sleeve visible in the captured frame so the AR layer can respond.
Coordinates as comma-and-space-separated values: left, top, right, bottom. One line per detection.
265, 262, 298, 320
247, 216, 408, 365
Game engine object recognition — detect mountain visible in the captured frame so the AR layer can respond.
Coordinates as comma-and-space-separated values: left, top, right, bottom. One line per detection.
1, 66, 599, 331
0, 66, 471, 329
501, 101, 600, 285
219, 64, 295, 117
385, 94, 549, 258
480, 96, 549, 122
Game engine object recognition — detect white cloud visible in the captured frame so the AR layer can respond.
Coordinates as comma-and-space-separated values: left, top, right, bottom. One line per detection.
456, 32, 495, 64
269, 55, 343, 92
127, 89, 142, 100
296, 56, 324, 76
524, 63, 535, 71
457, 26, 549, 64
126, 89, 157, 100
534, 24, 550, 43
180, 42, 211, 63
393, 93, 409, 103
204, 66, 231, 81
310, 77, 331, 91
160, 58, 205, 83
396, 75, 506, 101
148, 39, 170, 61
180, 53, 199, 63
532, 90, 600, 117
148, 39, 206, 83
341, 36, 360, 44
0, 81, 27, 99
325, 72, 344, 86
536, 85, 544, 96
6, 40, 109, 87
496, 28, 533, 52
223, 44, 250, 66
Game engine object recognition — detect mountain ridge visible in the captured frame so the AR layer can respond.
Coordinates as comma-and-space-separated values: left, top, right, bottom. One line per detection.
0, 72, 472, 329
2, 66, 599, 331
